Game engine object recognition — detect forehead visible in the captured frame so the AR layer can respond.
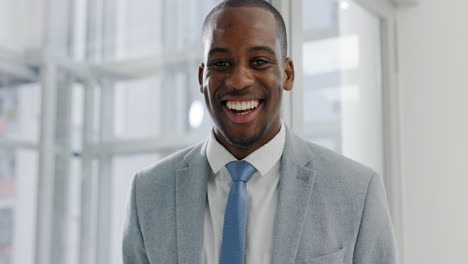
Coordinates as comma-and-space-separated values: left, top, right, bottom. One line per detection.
203, 7, 280, 50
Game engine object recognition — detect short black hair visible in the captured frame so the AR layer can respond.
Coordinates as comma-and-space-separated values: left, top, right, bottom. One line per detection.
202, 0, 288, 59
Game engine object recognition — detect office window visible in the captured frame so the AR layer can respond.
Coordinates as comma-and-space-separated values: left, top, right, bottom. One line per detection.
0, 148, 37, 264
2, 0, 222, 263
302, 0, 384, 176
0, 84, 40, 142
73, 1, 221, 264
0, 6, 41, 264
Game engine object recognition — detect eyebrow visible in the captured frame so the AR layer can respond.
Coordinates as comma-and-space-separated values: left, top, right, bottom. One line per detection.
249, 46, 276, 56
207, 46, 277, 58
208, 48, 231, 58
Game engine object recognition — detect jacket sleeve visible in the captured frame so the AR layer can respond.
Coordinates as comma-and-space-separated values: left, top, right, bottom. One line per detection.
353, 173, 399, 264
123, 174, 150, 264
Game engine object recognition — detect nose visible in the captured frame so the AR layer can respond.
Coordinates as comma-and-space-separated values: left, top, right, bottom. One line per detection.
225, 63, 255, 90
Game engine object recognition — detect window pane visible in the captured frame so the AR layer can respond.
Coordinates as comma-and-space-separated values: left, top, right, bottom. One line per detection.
103, 73, 211, 141
101, 0, 221, 61
93, 0, 221, 140
302, 0, 384, 176
0, 149, 37, 264
0, 208, 13, 264
303, 0, 337, 32
0, 83, 40, 142
112, 77, 163, 139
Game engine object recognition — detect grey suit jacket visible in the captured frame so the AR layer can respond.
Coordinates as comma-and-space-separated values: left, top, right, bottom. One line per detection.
123, 128, 399, 264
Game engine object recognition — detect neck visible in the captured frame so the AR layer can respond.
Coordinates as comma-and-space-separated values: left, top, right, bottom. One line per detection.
214, 122, 281, 160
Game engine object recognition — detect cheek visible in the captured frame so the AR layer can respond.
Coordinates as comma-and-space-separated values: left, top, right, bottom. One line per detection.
260, 67, 282, 85
205, 76, 223, 100
260, 74, 283, 96
202, 81, 219, 108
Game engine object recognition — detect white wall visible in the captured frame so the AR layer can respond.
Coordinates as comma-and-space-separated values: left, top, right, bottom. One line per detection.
397, 1, 468, 263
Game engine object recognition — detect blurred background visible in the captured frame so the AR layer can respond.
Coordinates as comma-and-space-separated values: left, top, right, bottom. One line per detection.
0, 0, 466, 263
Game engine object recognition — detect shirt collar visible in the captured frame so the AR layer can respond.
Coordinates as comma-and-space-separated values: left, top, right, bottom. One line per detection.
206, 121, 286, 176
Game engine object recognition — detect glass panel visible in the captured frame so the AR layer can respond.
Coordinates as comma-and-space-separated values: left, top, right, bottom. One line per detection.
113, 0, 163, 59
65, 156, 81, 264
0, 208, 13, 264
0, 83, 40, 142
67, 85, 84, 264
71, 84, 84, 152
101, 0, 222, 61
112, 76, 162, 139
0, 149, 37, 264
93, 0, 221, 140
303, 0, 337, 32
302, 0, 384, 176
159, 69, 212, 137
106, 73, 211, 140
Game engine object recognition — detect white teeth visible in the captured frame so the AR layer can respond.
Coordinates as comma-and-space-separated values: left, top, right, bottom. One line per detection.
226, 100, 260, 111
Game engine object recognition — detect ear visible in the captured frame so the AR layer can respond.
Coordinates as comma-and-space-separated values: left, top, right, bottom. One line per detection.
283, 58, 295, 91
198, 63, 205, 93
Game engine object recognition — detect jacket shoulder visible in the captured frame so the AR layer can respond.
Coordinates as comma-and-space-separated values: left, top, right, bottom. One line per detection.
303, 140, 385, 213
134, 141, 206, 187
289, 135, 380, 200
305, 140, 378, 181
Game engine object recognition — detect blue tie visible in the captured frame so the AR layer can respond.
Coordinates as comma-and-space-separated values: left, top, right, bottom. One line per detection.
220, 161, 257, 264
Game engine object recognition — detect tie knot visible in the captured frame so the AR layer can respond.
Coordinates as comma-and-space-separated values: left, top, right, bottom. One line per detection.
225, 161, 257, 182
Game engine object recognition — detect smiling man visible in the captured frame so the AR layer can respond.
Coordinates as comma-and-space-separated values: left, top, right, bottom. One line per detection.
199, 3, 293, 161
123, 1, 399, 264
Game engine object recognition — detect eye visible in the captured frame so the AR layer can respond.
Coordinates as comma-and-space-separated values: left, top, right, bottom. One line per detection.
209, 60, 231, 67
253, 59, 267, 65
251, 58, 271, 67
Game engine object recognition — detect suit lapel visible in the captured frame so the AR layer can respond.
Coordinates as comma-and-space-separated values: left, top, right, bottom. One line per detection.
176, 142, 209, 264
271, 129, 318, 264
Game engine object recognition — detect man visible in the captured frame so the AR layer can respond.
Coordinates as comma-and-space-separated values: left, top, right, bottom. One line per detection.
123, 0, 399, 263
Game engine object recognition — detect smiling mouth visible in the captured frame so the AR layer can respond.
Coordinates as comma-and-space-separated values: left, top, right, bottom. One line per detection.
224, 99, 263, 115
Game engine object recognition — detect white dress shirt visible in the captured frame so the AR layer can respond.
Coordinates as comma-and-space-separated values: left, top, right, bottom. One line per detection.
202, 123, 286, 264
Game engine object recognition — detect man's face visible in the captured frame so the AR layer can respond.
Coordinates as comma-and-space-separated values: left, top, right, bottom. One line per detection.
199, 7, 294, 156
